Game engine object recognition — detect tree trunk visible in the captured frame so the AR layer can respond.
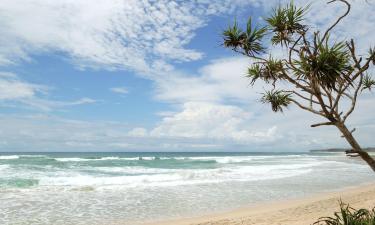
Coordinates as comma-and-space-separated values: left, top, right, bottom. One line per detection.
336, 122, 375, 172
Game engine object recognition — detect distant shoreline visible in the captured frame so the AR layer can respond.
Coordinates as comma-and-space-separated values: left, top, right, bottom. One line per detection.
146, 182, 375, 225
310, 147, 375, 153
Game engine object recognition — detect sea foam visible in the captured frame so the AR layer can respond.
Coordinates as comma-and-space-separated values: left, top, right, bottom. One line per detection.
0, 155, 19, 160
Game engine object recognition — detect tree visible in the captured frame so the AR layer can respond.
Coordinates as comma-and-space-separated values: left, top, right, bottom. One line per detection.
222, 0, 375, 171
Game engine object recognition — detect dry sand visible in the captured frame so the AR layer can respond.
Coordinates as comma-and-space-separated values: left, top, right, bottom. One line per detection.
147, 183, 375, 225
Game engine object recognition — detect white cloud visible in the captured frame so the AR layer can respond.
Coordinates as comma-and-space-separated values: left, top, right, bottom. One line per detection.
254, 0, 375, 54
301, 0, 375, 53
0, 0, 374, 151
1, 98, 374, 152
150, 101, 279, 144
0, 72, 96, 111
0, 114, 225, 151
0, 72, 46, 100
128, 127, 148, 137
154, 57, 261, 103
148, 0, 375, 150
146, 50, 375, 150
110, 87, 129, 95
18, 97, 97, 111
152, 102, 248, 138
0, 0, 257, 74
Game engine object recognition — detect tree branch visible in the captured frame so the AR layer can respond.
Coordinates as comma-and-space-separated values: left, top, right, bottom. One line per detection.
321, 0, 351, 43
289, 99, 325, 117
286, 91, 323, 106
343, 75, 363, 122
311, 121, 335, 127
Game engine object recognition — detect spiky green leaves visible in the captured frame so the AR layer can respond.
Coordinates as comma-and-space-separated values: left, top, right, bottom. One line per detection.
223, 21, 245, 50
261, 90, 291, 112
247, 64, 261, 84
313, 202, 375, 225
294, 40, 352, 90
263, 58, 284, 82
247, 58, 284, 85
266, 2, 309, 46
223, 18, 267, 57
362, 74, 375, 91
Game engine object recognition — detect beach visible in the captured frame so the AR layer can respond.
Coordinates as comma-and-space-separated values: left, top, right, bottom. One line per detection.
1, 152, 374, 225
150, 183, 375, 225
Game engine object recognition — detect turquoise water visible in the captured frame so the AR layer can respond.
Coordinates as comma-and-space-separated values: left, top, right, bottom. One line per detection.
0, 152, 374, 224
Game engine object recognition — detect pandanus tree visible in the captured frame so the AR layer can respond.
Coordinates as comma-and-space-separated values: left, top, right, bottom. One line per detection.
222, 0, 375, 171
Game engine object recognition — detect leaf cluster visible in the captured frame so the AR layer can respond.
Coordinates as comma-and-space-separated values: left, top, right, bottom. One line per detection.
261, 90, 291, 112
223, 18, 267, 57
266, 2, 309, 46
294, 39, 352, 90
362, 74, 375, 91
247, 58, 284, 85
313, 202, 375, 225
222, 0, 374, 117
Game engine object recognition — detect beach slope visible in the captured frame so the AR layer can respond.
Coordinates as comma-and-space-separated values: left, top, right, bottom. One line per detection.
149, 183, 375, 225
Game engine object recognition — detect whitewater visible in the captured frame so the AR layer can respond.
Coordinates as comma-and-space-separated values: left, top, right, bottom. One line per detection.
0, 152, 374, 225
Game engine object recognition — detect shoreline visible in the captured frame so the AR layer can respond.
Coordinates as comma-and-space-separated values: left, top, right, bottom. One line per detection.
144, 182, 375, 225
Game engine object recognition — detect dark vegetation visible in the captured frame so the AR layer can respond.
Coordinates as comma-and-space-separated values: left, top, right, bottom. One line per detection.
314, 202, 375, 225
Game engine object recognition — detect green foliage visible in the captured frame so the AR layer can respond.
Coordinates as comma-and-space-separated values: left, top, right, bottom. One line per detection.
266, 1, 309, 45
263, 57, 284, 82
244, 18, 268, 56
261, 90, 291, 112
313, 202, 375, 225
223, 18, 267, 56
247, 58, 284, 85
362, 74, 375, 91
247, 64, 261, 85
222, 1, 372, 118
223, 21, 245, 50
294, 39, 352, 90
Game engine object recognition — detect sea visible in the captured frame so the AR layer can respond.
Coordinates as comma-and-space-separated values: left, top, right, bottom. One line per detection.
0, 152, 374, 225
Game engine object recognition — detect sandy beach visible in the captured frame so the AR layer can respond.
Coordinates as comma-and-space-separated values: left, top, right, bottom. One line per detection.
2, 153, 374, 225
148, 183, 375, 225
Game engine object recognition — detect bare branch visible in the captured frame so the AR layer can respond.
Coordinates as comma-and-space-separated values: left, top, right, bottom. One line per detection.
347, 154, 360, 158
321, 85, 333, 108
280, 69, 315, 94
321, 0, 351, 43
331, 42, 374, 113
233, 49, 267, 62
343, 75, 362, 122
289, 99, 325, 117
313, 86, 334, 120
310, 121, 335, 127
286, 91, 323, 106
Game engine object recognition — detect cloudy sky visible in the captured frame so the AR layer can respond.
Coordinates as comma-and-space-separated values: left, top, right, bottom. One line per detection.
0, 0, 374, 152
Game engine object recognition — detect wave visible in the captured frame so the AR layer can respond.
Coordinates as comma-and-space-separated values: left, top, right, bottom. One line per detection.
54, 156, 167, 162
0, 154, 358, 190
37, 170, 311, 189
0, 165, 10, 170
0, 155, 19, 160
0, 154, 323, 164
29, 161, 326, 189
55, 157, 122, 162
165, 155, 314, 164
0, 178, 39, 188
0, 155, 53, 160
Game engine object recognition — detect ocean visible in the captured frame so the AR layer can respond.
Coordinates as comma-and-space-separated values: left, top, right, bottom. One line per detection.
0, 152, 374, 225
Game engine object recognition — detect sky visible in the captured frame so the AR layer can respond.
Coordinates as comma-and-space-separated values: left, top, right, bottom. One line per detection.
0, 0, 374, 152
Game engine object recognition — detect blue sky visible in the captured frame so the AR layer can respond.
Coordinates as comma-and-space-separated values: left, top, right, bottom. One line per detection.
0, 0, 374, 152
